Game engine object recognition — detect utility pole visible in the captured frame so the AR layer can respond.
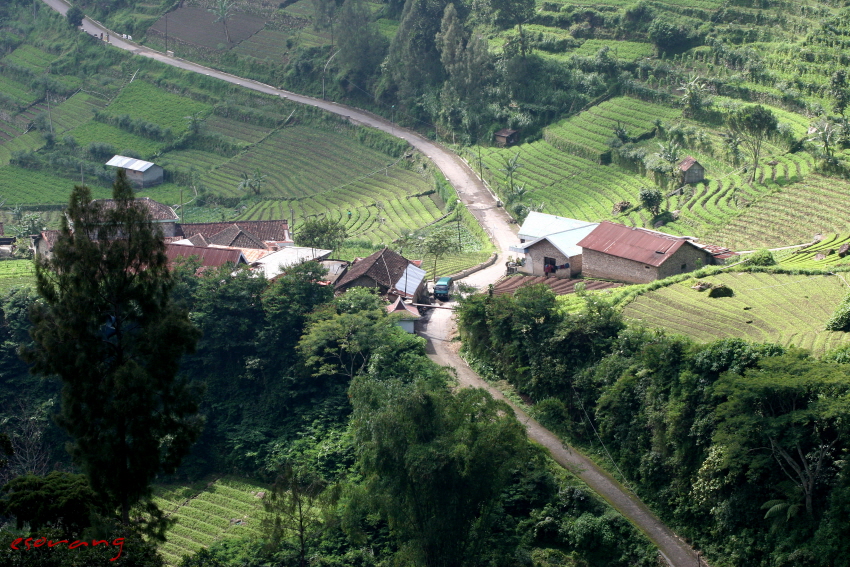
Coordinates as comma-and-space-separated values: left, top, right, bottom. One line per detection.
46, 90, 53, 135
455, 200, 462, 249
165, 13, 168, 54
322, 49, 339, 100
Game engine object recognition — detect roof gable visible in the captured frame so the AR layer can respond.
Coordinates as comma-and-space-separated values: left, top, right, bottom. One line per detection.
678, 156, 701, 171
518, 223, 599, 257
519, 212, 597, 240
93, 197, 178, 221
179, 221, 291, 243
165, 244, 246, 267
387, 296, 421, 319
335, 248, 422, 295
577, 221, 703, 267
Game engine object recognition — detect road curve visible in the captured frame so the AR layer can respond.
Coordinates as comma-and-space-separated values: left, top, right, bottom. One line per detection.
40, 1, 705, 564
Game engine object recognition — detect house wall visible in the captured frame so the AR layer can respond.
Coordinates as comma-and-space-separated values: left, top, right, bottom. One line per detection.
683, 165, 704, 184
656, 243, 713, 279
520, 240, 581, 278
582, 248, 659, 283
583, 244, 712, 283
397, 320, 416, 334
124, 166, 164, 188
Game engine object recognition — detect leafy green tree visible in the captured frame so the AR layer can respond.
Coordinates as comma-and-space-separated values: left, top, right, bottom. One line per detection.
491, 0, 535, 57
65, 6, 83, 28
1, 472, 109, 533
295, 217, 348, 251
350, 376, 528, 567
680, 74, 709, 117
263, 463, 328, 567
386, 0, 450, 101
639, 186, 662, 215
422, 227, 457, 281
336, 0, 388, 84
829, 70, 848, 117
208, 0, 236, 44
727, 105, 778, 182
714, 351, 850, 517
24, 172, 203, 531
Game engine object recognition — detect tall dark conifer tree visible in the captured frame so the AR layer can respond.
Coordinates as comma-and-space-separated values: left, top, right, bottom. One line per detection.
25, 171, 202, 532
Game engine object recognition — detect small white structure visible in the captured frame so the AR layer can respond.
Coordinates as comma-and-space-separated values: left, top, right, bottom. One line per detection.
251, 246, 332, 280
511, 212, 598, 278
386, 296, 421, 333
105, 155, 163, 188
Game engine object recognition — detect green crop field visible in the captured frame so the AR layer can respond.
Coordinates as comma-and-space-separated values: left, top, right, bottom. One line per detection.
572, 39, 654, 61
203, 115, 272, 144
0, 260, 36, 293
153, 477, 268, 567
67, 121, 167, 158
542, 97, 681, 163
0, 74, 38, 107
103, 81, 212, 136
622, 272, 850, 354
701, 173, 849, 250
3, 44, 55, 72
0, 166, 110, 205
777, 234, 850, 271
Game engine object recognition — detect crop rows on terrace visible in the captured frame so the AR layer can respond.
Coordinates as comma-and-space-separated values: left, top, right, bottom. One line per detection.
239, 194, 443, 244
662, 152, 814, 240
622, 272, 850, 354
2, 45, 55, 71
204, 115, 272, 144
49, 93, 100, 133
67, 121, 166, 158
0, 260, 35, 293
0, 75, 38, 107
102, 81, 212, 136
572, 39, 654, 61
700, 172, 850, 250
479, 140, 648, 223
0, 166, 109, 204
0, 130, 43, 166
154, 477, 267, 567
423, 251, 493, 280
201, 125, 430, 200
159, 149, 230, 174
778, 234, 850, 270
543, 97, 680, 162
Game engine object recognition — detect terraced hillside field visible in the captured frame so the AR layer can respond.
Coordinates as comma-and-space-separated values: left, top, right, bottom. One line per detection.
543, 96, 681, 163
153, 477, 268, 567
702, 174, 850, 250
778, 233, 850, 271
622, 272, 850, 354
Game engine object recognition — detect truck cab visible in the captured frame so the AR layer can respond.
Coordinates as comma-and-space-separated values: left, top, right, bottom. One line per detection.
434, 277, 453, 300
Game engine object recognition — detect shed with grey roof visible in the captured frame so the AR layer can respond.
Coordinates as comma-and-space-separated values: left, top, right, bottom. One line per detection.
106, 155, 164, 188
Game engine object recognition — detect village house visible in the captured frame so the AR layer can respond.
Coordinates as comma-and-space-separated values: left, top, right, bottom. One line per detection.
334, 247, 426, 302
577, 221, 715, 284
511, 212, 598, 278
494, 128, 519, 147
386, 296, 421, 334
678, 156, 705, 185
251, 246, 333, 280
105, 155, 164, 188
165, 244, 248, 271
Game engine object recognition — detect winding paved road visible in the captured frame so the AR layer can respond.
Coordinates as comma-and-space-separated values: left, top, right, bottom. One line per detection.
41, 1, 706, 564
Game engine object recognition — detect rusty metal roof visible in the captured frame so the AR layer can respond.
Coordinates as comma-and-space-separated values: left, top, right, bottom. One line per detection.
577, 221, 700, 267
165, 244, 246, 267
678, 156, 700, 171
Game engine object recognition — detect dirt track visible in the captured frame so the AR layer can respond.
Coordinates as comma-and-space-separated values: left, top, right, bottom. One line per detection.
39, 2, 706, 564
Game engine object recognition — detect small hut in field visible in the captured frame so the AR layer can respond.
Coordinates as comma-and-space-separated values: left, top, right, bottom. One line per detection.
678, 156, 705, 185
494, 128, 519, 147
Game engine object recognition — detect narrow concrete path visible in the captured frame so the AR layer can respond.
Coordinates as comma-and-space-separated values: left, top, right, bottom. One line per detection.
41, 2, 705, 564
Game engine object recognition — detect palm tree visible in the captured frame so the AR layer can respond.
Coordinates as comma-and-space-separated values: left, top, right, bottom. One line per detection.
498, 152, 522, 194
208, 0, 236, 45
237, 171, 252, 194
249, 168, 266, 196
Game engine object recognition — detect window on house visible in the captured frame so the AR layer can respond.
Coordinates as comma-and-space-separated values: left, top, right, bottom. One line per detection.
544, 257, 556, 266
681, 263, 687, 271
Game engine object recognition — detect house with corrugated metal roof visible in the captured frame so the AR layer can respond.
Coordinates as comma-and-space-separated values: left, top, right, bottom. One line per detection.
511, 212, 598, 278
105, 155, 164, 188
165, 244, 247, 272
678, 156, 705, 184
334, 248, 426, 302
577, 221, 713, 284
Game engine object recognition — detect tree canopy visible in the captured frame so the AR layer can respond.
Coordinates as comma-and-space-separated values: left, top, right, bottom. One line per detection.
24, 172, 203, 531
